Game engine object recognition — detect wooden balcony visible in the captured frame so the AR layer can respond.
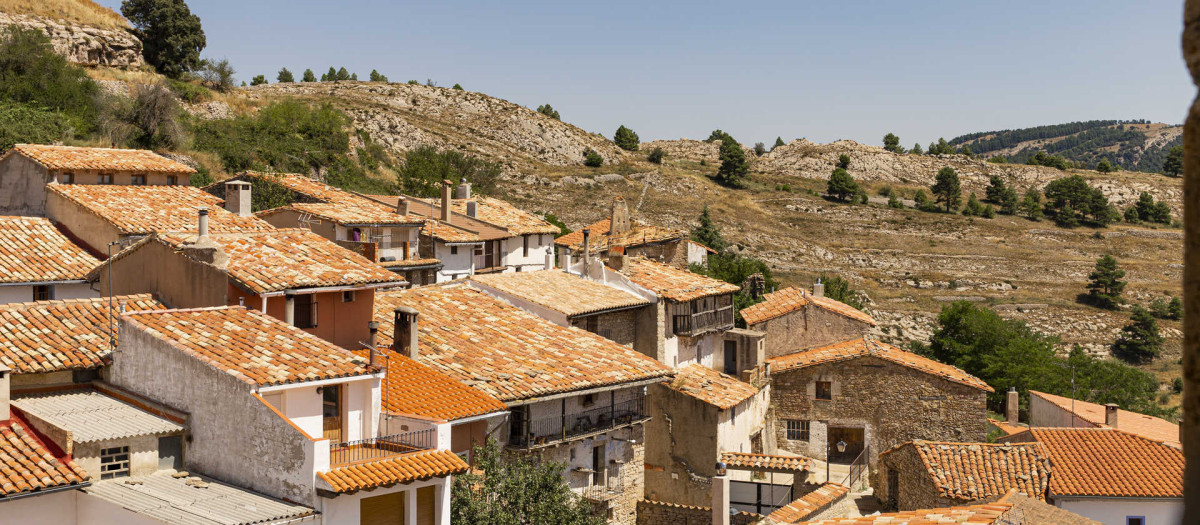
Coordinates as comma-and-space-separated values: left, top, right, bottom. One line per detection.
673, 305, 735, 336
509, 395, 647, 450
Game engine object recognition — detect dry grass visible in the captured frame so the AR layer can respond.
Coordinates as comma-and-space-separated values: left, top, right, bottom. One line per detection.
0, 0, 128, 28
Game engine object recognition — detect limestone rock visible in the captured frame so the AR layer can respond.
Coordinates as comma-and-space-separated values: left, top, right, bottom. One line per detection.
0, 12, 143, 69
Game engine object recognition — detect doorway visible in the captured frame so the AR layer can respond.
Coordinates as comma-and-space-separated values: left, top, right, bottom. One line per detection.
827, 426, 865, 463
323, 385, 344, 442
723, 340, 738, 375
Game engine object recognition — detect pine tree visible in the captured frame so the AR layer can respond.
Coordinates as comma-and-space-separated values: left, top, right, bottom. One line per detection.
999, 188, 1019, 215
1086, 255, 1126, 309
537, 104, 560, 120
322, 66, 335, 81
1163, 145, 1183, 177
1096, 159, 1116, 173
959, 144, 973, 157
614, 125, 640, 151
1112, 306, 1163, 364
1168, 296, 1183, 320
691, 205, 727, 252
301, 68, 315, 82
249, 74, 266, 86
883, 133, 902, 153
826, 168, 858, 202
336, 67, 350, 81
1124, 206, 1141, 224
836, 154, 850, 169
774, 137, 785, 149
1022, 189, 1043, 221
931, 167, 961, 213
276, 67, 294, 83
716, 135, 748, 188
984, 175, 1006, 204
369, 69, 387, 82
962, 193, 984, 216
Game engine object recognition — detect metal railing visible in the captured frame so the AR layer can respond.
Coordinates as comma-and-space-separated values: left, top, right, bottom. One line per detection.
582, 472, 625, 502
841, 446, 869, 491
673, 306, 734, 336
510, 396, 647, 448
329, 428, 435, 466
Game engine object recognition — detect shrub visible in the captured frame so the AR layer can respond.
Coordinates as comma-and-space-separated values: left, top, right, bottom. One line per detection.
1124, 206, 1141, 224
121, 0, 206, 78
691, 206, 727, 252
826, 168, 858, 202
962, 193, 985, 216
453, 439, 603, 525
198, 57, 235, 92
647, 147, 665, 164
537, 104, 560, 120
1149, 296, 1183, 321
276, 67, 294, 83
888, 194, 903, 209
1027, 150, 1072, 170
614, 125, 639, 151
452, 83, 464, 90
407, 79, 419, 85
0, 101, 74, 153
189, 164, 213, 187
127, 82, 185, 149
583, 148, 603, 167
774, 137, 785, 149
878, 186, 893, 197
753, 142, 766, 156
396, 145, 500, 198
1096, 159, 1116, 173
1112, 307, 1164, 365
707, 129, 733, 142
1043, 175, 1118, 227
1135, 192, 1171, 224
163, 78, 209, 103
988, 156, 1007, 164
1022, 189, 1043, 221
0, 26, 99, 127
541, 212, 572, 238
301, 69, 316, 82
249, 74, 267, 86
982, 204, 995, 218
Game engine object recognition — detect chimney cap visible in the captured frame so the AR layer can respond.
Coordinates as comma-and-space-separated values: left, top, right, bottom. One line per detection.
199, 207, 209, 215
394, 306, 418, 315
368, 321, 380, 330
1009, 386, 1017, 392
1105, 403, 1119, 409
442, 179, 453, 186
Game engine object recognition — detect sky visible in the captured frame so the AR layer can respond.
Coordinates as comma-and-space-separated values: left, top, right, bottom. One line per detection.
98, 1, 1191, 147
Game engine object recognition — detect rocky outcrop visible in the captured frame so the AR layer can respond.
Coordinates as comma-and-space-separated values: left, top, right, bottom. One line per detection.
0, 12, 142, 68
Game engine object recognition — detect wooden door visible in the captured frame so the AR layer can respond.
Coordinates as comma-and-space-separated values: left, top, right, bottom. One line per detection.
827, 426, 865, 464
323, 385, 343, 442
416, 486, 435, 525
360, 491, 404, 525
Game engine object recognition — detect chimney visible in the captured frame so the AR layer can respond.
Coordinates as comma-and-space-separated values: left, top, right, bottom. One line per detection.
0, 364, 9, 422
1006, 387, 1019, 425
285, 290, 296, 326
712, 462, 731, 525
198, 208, 210, 238
393, 307, 419, 358
1105, 403, 1119, 428
581, 228, 591, 268
368, 321, 380, 369
396, 196, 409, 216
610, 254, 627, 271
440, 180, 453, 223
465, 201, 478, 218
224, 181, 252, 217
544, 247, 554, 271
456, 177, 472, 199
813, 279, 825, 298
610, 197, 631, 235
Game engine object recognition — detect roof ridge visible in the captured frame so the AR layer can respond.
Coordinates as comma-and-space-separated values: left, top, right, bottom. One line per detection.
122, 305, 238, 316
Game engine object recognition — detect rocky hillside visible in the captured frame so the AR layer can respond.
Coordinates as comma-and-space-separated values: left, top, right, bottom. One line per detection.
0, 6, 141, 68
949, 120, 1182, 172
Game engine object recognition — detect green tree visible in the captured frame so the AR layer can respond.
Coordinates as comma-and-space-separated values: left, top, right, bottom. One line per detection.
452, 83, 463, 90
1162, 145, 1183, 177
931, 167, 962, 213
369, 69, 387, 82
960, 144, 973, 157
541, 212, 572, 238
335, 67, 350, 81
1111, 306, 1164, 364
1085, 255, 1125, 309
321, 66, 336, 81
910, 143, 924, 155
826, 167, 858, 202
1168, 296, 1184, 320
1095, 159, 1116, 173
707, 129, 733, 142
999, 187, 1019, 215
774, 136, 785, 149
691, 205, 727, 252
394, 145, 501, 197
647, 147, 665, 164
1043, 175, 1117, 227
198, 57, 235, 92
753, 142, 766, 156
1124, 206, 1141, 224
984, 175, 1007, 204
887, 194, 903, 209
249, 74, 267, 86
716, 135, 748, 188
614, 125, 639, 151
817, 274, 865, 310
301, 68, 315, 82
1135, 192, 1171, 224
883, 133, 903, 153
537, 104, 560, 120
407, 79, 419, 85
583, 148, 603, 167
913, 190, 933, 210
988, 155, 1008, 164
962, 193, 985, 216
452, 439, 602, 525
1022, 189, 1044, 221
276, 67, 294, 83
836, 154, 851, 169
929, 138, 955, 155
121, 0, 206, 78
0, 26, 99, 130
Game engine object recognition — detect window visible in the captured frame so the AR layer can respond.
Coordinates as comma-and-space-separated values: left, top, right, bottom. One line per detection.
294, 294, 317, 329
450, 246, 458, 255
32, 285, 52, 302
786, 420, 810, 441
1126, 518, 1145, 525
167, 175, 177, 185
815, 381, 832, 400
342, 290, 356, 303
99, 173, 114, 185
60, 173, 74, 184
582, 394, 596, 407
131, 174, 147, 185
100, 446, 130, 479
523, 234, 530, 257
730, 405, 737, 421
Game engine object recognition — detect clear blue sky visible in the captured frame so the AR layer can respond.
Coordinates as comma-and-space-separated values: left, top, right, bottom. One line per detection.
99, 1, 1190, 146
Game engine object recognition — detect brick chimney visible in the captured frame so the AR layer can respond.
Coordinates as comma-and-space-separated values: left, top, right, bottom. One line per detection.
1006, 387, 1018, 425
610, 197, 630, 235
456, 177, 471, 199
224, 181, 252, 217
393, 307, 419, 358
396, 196, 409, 216
1105, 403, 1119, 427
813, 279, 825, 298
440, 180, 453, 223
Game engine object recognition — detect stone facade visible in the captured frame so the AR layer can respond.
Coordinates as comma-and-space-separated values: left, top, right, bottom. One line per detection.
0, 13, 143, 68
873, 444, 945, 511
769, 356, 987, 467
751, 305, 873, 359
635, 500, 764, 525
535, 427, 646, 525
573, 309, 639, 348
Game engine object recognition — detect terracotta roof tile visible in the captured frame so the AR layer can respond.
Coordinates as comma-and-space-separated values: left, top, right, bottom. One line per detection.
767, 338, 992, 392
882, 441, 1051, 502
421, 219, 484, 243
770, 483, 849, 523
0, 295, 163, 374
720, 452, 811, 473
741, 287, 876, 327
350, 350, 505, 421
237, 171, 355, 204
0, 416, 89, 497
1029, 390, 1180, 446
317, 449, 468, 493
123, 306, 372, 387
379, 258, 442, 270
555, 218, 687, 253
0, 216, 100, 283
470, 270, 650, 317
1029, 428, 1183, 498
669, 365, 760, 410
259, 202, 425, 227
373, 284, 672, 402
795, 503, 1013, 525
617, 257, 739, 302
451, 197, 558, 235
159, 229, 406, 294
6, 144, 195, 174
48, 185, 274, 235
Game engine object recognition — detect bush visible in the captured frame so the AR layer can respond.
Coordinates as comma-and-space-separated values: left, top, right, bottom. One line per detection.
982, 204, 995, 219
1149, 296, 1183, 321
537, 104, 560, 120
276, 67, 294, 83
1124, 206, 1141, 224
774, 137, 785, 149
962, 193, 985, 216
988, 156, 1007, 164
707, 129, 733, 142
999, 188, 1019, 215
1027, 150, 1072, 170
189, 164, 213, 187
836, 154, 850, 169
396, 145, 501, 198
818, 274, 865, 310
878, 186, 893, 197
541, 212, 571, 238
647, 147, 665, 164
753, 142, 766, 156
826, 168, 858, 202
0, 101, 74, 152
198, 57, 235, 92
614, 125, 639, 151
127, 82, 186, 149
910, 143, 924, 155
452, 83, 463, 90
167, 78, 210, 102
1112, 306, 1164, 365
1022, 189, 1043, 221
250, 74, 267, 86
1096, 159, 1116, 173
453, 439, 603, 525
407, 79, 419, 85
122, 0, 206, 78
887, 194, 903, 209
0, 26, 99, 128
583, 148, 603, 167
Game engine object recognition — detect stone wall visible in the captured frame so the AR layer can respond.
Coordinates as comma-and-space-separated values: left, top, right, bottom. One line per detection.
752, 304, 873, 359
644, 383, 719, 507
594, 309, 638, 347
635, 500, 763, 525
0, 13, 142, 68
874, 444, 946, 511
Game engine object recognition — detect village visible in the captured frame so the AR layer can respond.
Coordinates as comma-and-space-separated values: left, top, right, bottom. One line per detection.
0, 143, 1183, 525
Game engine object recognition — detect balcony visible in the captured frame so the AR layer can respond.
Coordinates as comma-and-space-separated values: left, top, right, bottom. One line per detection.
673, 305, 734, 336
509, 396, 647, 449
329, 428, 435, 466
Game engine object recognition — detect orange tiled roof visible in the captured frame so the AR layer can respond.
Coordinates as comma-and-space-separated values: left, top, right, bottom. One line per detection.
123, 306, 372, 387
987, 418, 1027, 437
741, 287, 876, 327
237, 171, 355, 204
0, 295, 163, 374
767, 338, 992, 392
158, 229, 405, 294
1029, 390, 1180, 446
351, 349, 505, 421
0, 216, 100, 283
617, 256, 739, 302
259, 202, 425, 227
555, 218, 687, 252
373, 284, 672, 402
470, 270, 650, 317
48, 185, 274, 236
1029, 427, 1183, 498
0, 416, 89, 497
795, 503, 1013, 525
720, 452, 811, 473
5, 144, 195, 174
452, 197, 558, 235
668, 365, 760, 410
884, 441, 1051, 502
379, 257, 442, 269
421, 219, 484, 243
770, 483, 849, 523
317, 449, 468, 493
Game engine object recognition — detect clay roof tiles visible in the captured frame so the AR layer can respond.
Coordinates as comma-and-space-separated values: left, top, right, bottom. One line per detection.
0, 295, 164, 374
317, 449, 469, 493
0, 416, 90, 498
741, 287, 876, 327
794, 503, 1013, 525
159, 229, 406, 294
617, 257, 739, 302
770, 482, 849, 524
420, 219, 485, 243
883, 441, 1051, 502
554, 218, 687, 252
668, 365, 760, 410
48, 184, 274, 236
372, 284, 672, 403
1029, 427, 1183, 498
349, 349, 505, 422
451, 197, 559, 235
122, 306, 372, 387
6, 144, 195, 174
470, 270, 650, 318
1029, 390, 1180, 447
720, 452, 812, 473
237, 171, 355, 204
259, 202, 425, 226
0, 216, 100, 283
766, 338, 992, 392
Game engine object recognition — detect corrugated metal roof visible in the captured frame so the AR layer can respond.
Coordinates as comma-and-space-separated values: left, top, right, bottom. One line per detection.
12, 390, 182, 443
83, 470, 317, 525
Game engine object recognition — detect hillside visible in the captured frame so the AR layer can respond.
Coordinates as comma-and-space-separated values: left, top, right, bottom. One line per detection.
0, 0, 127, 28
948, 120, 1182, 172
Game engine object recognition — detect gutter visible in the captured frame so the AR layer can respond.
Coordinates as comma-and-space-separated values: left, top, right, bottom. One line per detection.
258, 281, 407, 297
566, 302, 651, 320
450, 410, 510, 425
255, 372, 386, 393
0, 279, 88, 287
0, 481, 92, 502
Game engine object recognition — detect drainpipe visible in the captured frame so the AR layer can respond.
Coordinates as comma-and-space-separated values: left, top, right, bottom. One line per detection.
285, 290, 296, 326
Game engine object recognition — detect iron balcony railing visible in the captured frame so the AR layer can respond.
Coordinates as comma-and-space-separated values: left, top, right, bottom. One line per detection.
510, 396, 647, 448
329, 428, 435, 466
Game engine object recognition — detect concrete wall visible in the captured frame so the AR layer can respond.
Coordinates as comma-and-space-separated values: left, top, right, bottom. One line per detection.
45, 189, 126, 255
0, 487, 78, 525
717, 386, 771, 457
752, 306, 872, 359
1029, 394, 1099, 429
97, 239, 229, 309
1055, 497, 1182, 525
501, 234, 552, 272
319, 477, 449, 525
242, 288, 376, 351
431, 239, 476, 282
74, 434, 163, 479
645, 383, 721, 507
11, 370, 76, 389
676, 332, 724, 370
0, 154, 50, 216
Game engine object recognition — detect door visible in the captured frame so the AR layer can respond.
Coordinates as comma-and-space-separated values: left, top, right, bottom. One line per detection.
592, 445, 606, 487
827, 426, 865, 464
323, 385, 343, 443
360, 491, 404, 525
416, 486, 436, 525
886, 468, 899, 509
723, 340, 738, 375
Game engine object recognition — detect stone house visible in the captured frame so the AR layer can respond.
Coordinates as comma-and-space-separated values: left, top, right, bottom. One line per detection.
91, 227, 406, 350
555, 197, 709, 270
766, 338, 992, 467
0, 144, 195, 216
874, 441, 1051, 511
1027, 390, 1181, 447
740, 285, 877, 359
371, 283, 673, 525
0, 216, 100, 303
